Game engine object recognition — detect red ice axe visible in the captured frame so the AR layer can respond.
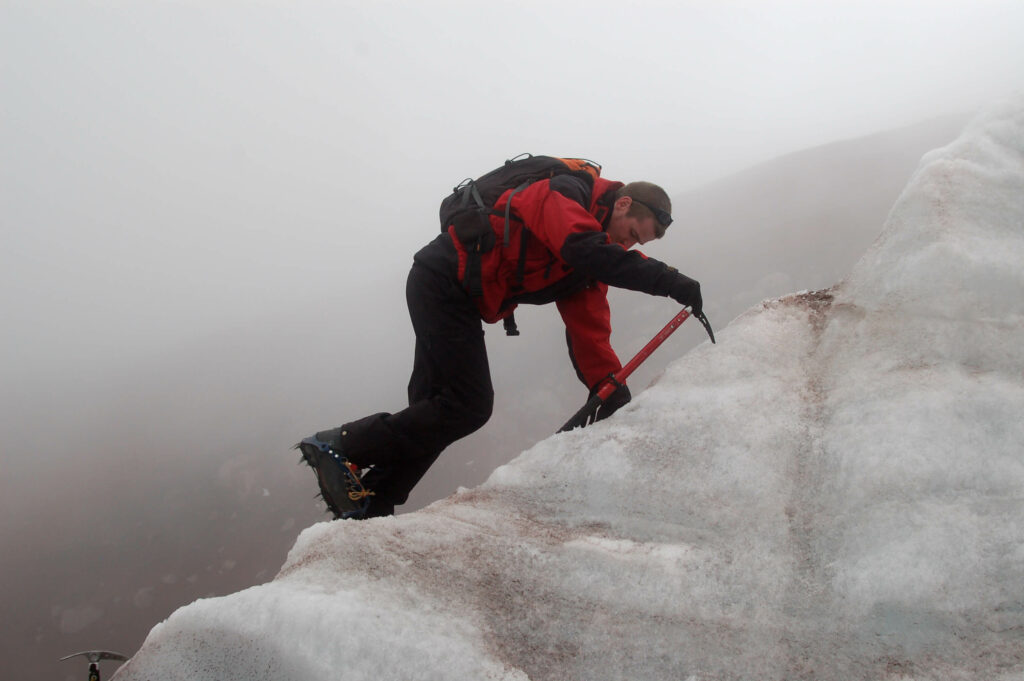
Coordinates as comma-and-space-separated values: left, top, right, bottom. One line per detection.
557, 307, 714, 432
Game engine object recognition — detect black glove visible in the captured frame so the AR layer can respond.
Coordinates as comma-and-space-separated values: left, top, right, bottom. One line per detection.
591, 379, 631, 422
668, 272, 703, 315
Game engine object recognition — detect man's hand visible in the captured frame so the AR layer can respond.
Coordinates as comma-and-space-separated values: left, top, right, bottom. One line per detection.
591, 379, 632, 422
669, 273, 703, 315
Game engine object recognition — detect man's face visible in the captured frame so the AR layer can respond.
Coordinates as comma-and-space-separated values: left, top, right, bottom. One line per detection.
606, 197, 660, 250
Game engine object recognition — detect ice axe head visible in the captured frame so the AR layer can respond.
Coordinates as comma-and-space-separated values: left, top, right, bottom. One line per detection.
694, 310, 715, 343
60, 651, 129, 681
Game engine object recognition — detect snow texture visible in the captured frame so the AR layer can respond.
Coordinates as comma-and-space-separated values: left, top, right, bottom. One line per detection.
114, 96, 1024, 681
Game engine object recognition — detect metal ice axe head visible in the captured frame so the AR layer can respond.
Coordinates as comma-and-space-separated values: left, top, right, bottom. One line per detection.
60, 651, 129, 681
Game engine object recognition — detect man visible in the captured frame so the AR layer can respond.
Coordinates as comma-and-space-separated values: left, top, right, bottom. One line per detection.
297, 162, 704, 520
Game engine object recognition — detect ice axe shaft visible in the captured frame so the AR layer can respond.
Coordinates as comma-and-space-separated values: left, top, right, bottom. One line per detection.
558, 307, 695, 433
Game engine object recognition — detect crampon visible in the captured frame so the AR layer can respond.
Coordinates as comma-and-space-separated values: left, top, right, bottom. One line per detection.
295, 437, 374, 520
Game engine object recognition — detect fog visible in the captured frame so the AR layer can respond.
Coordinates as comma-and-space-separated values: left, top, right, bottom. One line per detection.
2, 2, 1023, 679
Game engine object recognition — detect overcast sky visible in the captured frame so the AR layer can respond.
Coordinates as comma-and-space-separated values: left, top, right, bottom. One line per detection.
3, 0, 1024, 389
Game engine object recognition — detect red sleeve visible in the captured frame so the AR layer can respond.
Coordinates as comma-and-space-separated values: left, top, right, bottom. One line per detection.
556, 282, 622, 389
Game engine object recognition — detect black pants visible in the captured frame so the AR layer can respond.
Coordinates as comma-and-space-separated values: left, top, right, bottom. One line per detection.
340, 263, 494, 506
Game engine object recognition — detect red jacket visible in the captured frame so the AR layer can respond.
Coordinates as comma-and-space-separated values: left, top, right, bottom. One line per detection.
438, 175, 679, 389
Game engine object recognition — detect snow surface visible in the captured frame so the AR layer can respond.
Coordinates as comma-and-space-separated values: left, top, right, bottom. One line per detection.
113, 96, 1024, 681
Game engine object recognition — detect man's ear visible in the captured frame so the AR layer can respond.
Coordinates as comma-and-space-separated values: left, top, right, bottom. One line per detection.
614, 196, 633, 212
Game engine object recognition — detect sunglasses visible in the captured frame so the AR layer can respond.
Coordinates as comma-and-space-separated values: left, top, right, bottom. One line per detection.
630, 198, 673, 228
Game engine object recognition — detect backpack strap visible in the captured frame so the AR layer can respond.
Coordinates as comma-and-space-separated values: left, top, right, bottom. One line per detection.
470, 183, 487, 212
463, 239, 484, 298
503, 181, 532, 247
512, 228, 530, 292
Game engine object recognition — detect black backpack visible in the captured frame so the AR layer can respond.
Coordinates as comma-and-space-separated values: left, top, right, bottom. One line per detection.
439, 154, 601, 254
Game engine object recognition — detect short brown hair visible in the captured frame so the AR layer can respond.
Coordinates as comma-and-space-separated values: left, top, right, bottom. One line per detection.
616, 181, 672, 238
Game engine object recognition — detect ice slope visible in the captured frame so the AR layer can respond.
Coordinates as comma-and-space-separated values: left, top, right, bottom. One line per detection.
113, 96, 1024, 681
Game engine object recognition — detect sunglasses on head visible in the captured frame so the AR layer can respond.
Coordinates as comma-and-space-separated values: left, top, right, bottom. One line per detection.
630, 198, 673, 228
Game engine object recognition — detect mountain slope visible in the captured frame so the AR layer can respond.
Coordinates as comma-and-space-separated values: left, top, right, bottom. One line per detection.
114, 97, 1024, 680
